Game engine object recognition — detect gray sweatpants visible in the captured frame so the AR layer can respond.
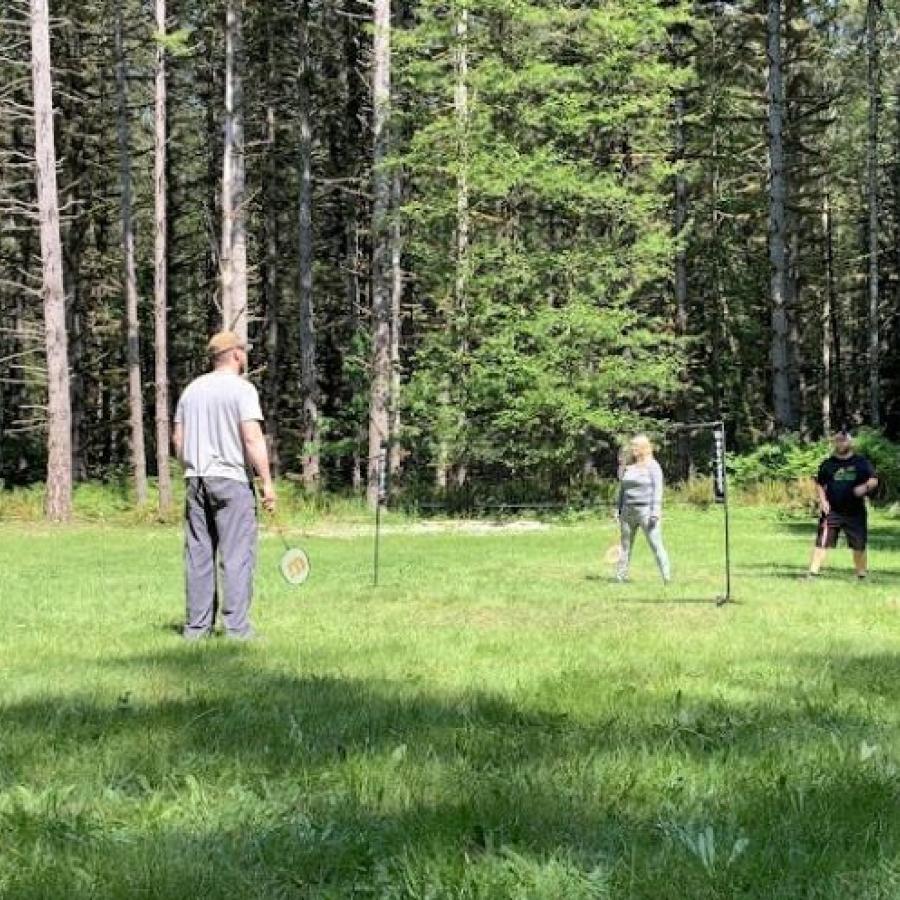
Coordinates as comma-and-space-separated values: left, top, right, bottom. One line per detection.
184, 477, 257, 638
617, 505, 670, 582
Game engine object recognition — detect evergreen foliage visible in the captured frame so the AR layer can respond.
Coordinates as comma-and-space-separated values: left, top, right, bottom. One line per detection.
1, 0, 899, 498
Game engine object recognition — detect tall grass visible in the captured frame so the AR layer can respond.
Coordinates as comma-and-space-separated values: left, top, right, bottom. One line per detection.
7, 427, 897, 524
0, 476, 846, 528
0, 478, 380, 528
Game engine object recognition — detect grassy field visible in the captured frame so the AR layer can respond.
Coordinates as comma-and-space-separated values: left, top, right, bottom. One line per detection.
1, 506, 899, 899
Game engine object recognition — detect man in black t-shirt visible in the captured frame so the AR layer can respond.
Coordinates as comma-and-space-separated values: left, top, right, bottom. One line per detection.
808, 429, 878, 580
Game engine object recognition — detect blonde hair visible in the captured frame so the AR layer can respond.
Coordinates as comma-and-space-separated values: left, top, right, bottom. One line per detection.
628, 433, 654, 463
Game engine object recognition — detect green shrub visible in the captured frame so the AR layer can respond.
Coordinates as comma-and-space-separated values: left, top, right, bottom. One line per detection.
728, 429, 899, 502
852, 429, 900, 500
728, 436, 828, 486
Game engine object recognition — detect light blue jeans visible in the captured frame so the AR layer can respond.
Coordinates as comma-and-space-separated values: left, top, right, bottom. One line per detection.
617, 505, 670, 582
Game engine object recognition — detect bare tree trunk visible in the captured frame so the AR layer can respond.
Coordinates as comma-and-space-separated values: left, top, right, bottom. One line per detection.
262, 18, 281, 476
30, 0, 72, 521
60, 105, 87, 483
154, 0, 173, 514
436, 5, 470, 490
453, 5, 468, 488
766, 0, 794, 432
821, 189, 834, 435
204, 26, 222, 358
786, 224, 808, 437
389, 168, 403, 476
222, 0, 248, 341
709, 133, 723, 422
674, 87, 690, 477
674, 97, 688, 347
866, 0, 881, 426
340, 2, 366, 492
298, 0, 320, 489
346, 211, 364, 492
65, 251, 87, 481
367, 0, 391, 508
435, 380, 450, 492
115, 0, 148, 505
895, 80, 900, 358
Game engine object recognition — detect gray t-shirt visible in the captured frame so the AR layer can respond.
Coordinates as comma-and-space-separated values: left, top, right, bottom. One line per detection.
618, 459, 664, 517
174, 371, 264, 482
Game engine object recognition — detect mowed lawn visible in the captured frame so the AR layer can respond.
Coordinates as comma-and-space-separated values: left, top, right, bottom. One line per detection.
1, 507, 899, 899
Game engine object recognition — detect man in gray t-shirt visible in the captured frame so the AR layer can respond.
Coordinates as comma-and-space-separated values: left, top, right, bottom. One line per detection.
173, 331, 276, 640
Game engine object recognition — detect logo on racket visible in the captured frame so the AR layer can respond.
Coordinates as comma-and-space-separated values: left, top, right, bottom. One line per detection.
280, 547, 311, 585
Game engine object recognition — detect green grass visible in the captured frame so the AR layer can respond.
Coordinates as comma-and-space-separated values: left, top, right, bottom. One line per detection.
1, 507, 899, 898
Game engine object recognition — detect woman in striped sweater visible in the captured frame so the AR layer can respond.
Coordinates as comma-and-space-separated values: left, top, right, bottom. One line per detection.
615, 434, 671, 584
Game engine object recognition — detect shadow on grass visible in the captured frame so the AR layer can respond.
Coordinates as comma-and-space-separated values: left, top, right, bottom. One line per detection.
583, 575, 724, 604
609, 595, 728, 605
739, 563, 900, 583
1, 647, 899, 898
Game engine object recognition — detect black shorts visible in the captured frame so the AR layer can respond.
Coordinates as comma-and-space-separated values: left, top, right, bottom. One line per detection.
816, 511, 867, 551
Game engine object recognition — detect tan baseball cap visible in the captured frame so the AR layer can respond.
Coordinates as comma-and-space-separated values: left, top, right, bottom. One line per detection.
207, 331, 251, 357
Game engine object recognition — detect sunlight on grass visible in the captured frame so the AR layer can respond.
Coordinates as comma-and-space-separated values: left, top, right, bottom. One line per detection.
1, 509, 899, 898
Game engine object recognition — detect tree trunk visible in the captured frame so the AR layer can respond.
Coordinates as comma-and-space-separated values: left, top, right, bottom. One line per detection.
437, 5, 470, 490
821, 189, 834, 435
262, 17, 281, 476
298, 0, 320, 489
59, 76, 88, 484
346, 211, 364, 493
222, 0, 248, 341
115, 0, 148, 505
453, 5, 469, 488
367, 0, 391, 508
866, 0, 880, 426
389, 168, 403, 476
205, 27, 222, 362
709, 132, 723, 421
674, 88, 690, 477
64, 245, 87, 482
766, 0, 794, 432
825, 200, 846, 428
786, 223, 808, 437
30, 0, 72, 521
154, 0, 173, 514
895, 79, 900, 356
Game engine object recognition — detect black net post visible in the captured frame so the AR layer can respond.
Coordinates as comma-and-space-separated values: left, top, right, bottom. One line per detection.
713, 421, 732, 605
666, 420, 733, 606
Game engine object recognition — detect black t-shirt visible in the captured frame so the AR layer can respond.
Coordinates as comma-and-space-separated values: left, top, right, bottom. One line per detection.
816, 454, 876, 516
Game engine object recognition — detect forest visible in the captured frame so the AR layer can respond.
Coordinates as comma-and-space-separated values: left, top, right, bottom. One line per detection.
1, 0, 899, 519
